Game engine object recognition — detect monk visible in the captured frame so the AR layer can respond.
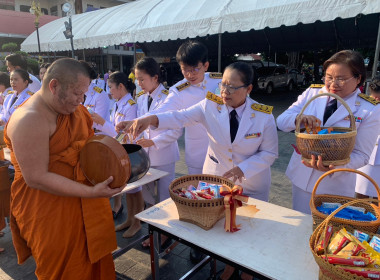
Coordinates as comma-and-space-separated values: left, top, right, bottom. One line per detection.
4, 58, 123, 279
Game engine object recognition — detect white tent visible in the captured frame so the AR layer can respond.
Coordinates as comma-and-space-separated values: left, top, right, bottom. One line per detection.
21, 0, 380, 53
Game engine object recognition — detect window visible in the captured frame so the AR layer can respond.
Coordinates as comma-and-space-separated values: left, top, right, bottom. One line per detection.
87, 4, 93, 8
41, 8, 48, 15
20, 5, 31, 12
0, 4, 14, 10
50, 5, 57, 16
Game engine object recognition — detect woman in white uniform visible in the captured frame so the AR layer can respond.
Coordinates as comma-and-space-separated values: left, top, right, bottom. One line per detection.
117, 62, 278, 279
355, 75, 380, 198
277, 50, 380, 214
0, 72, 12, 113
91, 72, 143, 238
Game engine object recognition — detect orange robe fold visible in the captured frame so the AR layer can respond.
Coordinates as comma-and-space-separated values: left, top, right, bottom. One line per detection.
4, 105, 117, 280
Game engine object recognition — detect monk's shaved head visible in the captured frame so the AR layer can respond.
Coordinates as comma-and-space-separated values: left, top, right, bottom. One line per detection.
43, 58, 90, 91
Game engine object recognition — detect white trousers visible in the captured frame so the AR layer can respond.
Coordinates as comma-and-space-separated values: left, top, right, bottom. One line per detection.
187, 166, 203, 175
292, 184, 312, 214
142, 162, 176, 205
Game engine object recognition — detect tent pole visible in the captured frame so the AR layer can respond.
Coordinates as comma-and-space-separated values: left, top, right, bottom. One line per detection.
218, 34, 222, 72
372, 15, 380, 79
133, 43, 136, 66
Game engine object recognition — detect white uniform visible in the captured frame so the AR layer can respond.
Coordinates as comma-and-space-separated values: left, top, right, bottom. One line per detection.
355, 135, 380, 197
136, 84, 181, 204
0, 87, 14, 113
28, 73, 41, 93
277, 85, 380, 213
92, 78, 105, 91
83, 83, 110, 131
99, 93, 137, 138
153, 72, 221, 174
157, 92, 278, 201
0, 88, 32, 123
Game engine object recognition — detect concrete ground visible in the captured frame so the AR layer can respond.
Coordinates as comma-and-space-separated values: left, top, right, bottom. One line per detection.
0, 88, 302, 280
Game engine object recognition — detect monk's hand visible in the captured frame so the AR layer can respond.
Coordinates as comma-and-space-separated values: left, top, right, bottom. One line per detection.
302, 155, 335, 172
92, 176, 122, 198
136, 139, 154, 148
223, 166, 245, 183
91, 112, 105, 126
296, 115, 321, 131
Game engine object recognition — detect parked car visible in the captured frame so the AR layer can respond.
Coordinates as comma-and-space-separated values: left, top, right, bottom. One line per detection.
257, 66, 296, 94
288, 68, 306, 87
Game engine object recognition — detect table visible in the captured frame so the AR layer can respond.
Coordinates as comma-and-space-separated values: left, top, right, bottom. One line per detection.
136, 198, 319, 280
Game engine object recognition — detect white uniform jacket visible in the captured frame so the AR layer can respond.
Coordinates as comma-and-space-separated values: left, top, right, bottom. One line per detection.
0, 88, 32, 123
100, 93, 137, 137
152, 72, 221, 169
92, 78, 105, 91
0, 87, 14, 113
136, 84, 181, 166
28, 73, 41, 93
157, 93, 278, 198
84, 83, 110, 131
277, 86, 380, 197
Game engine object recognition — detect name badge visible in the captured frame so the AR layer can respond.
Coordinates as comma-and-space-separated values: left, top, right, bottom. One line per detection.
245, 132, 261, 139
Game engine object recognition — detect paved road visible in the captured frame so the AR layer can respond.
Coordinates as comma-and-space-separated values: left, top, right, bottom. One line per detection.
0, 88, 303, 280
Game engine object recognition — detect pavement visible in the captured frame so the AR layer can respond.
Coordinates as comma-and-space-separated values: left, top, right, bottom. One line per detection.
0, 88, 302, 280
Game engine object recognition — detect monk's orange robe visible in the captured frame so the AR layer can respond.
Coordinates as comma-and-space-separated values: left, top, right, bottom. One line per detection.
4, 105, 117, 280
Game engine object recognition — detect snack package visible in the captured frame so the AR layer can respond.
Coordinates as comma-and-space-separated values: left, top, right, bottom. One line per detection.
322, 202, 342, 208
370, 236, 380, 252
209, 184, 221, 198
326, 255, 370, 267
183, 190, 197, 200
338, 267, 380, 279
337, 239, 365, 257
316, 225, 334, 255
355, 230, 370, 243
327, 228, 353, 255
195, 191, 213, 199
197, 181, 209, 190
360, 241, 380, 268
187, 185, 196, 191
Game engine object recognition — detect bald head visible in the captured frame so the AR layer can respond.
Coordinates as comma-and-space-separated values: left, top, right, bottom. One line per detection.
43, 58, 91, 90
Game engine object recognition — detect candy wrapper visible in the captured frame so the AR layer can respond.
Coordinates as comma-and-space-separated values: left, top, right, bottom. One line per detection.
327, 228, 353, 255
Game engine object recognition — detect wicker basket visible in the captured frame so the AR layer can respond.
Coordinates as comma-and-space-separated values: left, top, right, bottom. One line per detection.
310, 199, 380, 280
295, 93, 357, 166
169, 174, 234, 230
310, 168, 380, 233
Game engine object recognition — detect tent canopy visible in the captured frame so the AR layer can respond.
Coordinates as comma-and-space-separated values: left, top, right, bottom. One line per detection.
21, 0, 380, 56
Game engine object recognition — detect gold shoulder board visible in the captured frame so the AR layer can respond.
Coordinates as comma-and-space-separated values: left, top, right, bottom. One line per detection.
162, 89, 169, 95
359, 93, 380, 105
251, 103, 273, 114
176, 82, 190, 92
94, 86, 103, 93
128, 99, 136, 105
7, 90, 14, 95
310, 84, 324, 88
136, 90, 145, 98
27, 91, 34, 96
209, 72, 222, 79
206, 91, 223, 105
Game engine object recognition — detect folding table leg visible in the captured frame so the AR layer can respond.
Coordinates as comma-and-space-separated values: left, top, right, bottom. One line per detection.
149, 227, 160, 280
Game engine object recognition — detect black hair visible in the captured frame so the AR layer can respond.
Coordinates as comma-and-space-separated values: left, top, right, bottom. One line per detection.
5, 53, 27, 70
369, 74, 380, 93
0, 72, 11, 88
225, 62, 253, 86
40, 63, 51, 70
79, 60, 97, 80
12, 69, 32, 84
323, 50, 366, 88
176, 40, 208, 67
135, 57, 162, 83
108, 71, 136, 93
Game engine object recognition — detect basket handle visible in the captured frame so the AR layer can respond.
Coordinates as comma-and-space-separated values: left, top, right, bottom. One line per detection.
310, 168, 380, 212
313, 198, 379, 254
295, 92, 356, 133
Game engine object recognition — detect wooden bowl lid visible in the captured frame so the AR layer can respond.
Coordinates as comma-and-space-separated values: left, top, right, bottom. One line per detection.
80, 135, 131, 188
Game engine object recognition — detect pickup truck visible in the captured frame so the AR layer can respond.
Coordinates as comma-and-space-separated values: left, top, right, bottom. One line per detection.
257, 66, 296, 94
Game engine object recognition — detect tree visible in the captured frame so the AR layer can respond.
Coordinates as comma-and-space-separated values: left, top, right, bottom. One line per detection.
1, 42, 19, 53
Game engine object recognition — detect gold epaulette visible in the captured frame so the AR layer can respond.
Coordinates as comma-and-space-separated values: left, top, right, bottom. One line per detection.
251, 103, 273, 114
209, 72, 222, 79
162, 89, 169, 95
310, 84, 324, 88
128, 99, 136, 106
27, 91, 34, 96
206, 91, 223, 105
93, 86, 103, 93
359, 93, 380, 105
6, 90, 14, 95
136, 90, 145, 98
176, 82, 190, 92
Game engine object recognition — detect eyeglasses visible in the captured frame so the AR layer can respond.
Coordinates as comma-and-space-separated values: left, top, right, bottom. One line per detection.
181, 66, 203, 75
322, 76, 356, 87
218, 82, 247, 94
